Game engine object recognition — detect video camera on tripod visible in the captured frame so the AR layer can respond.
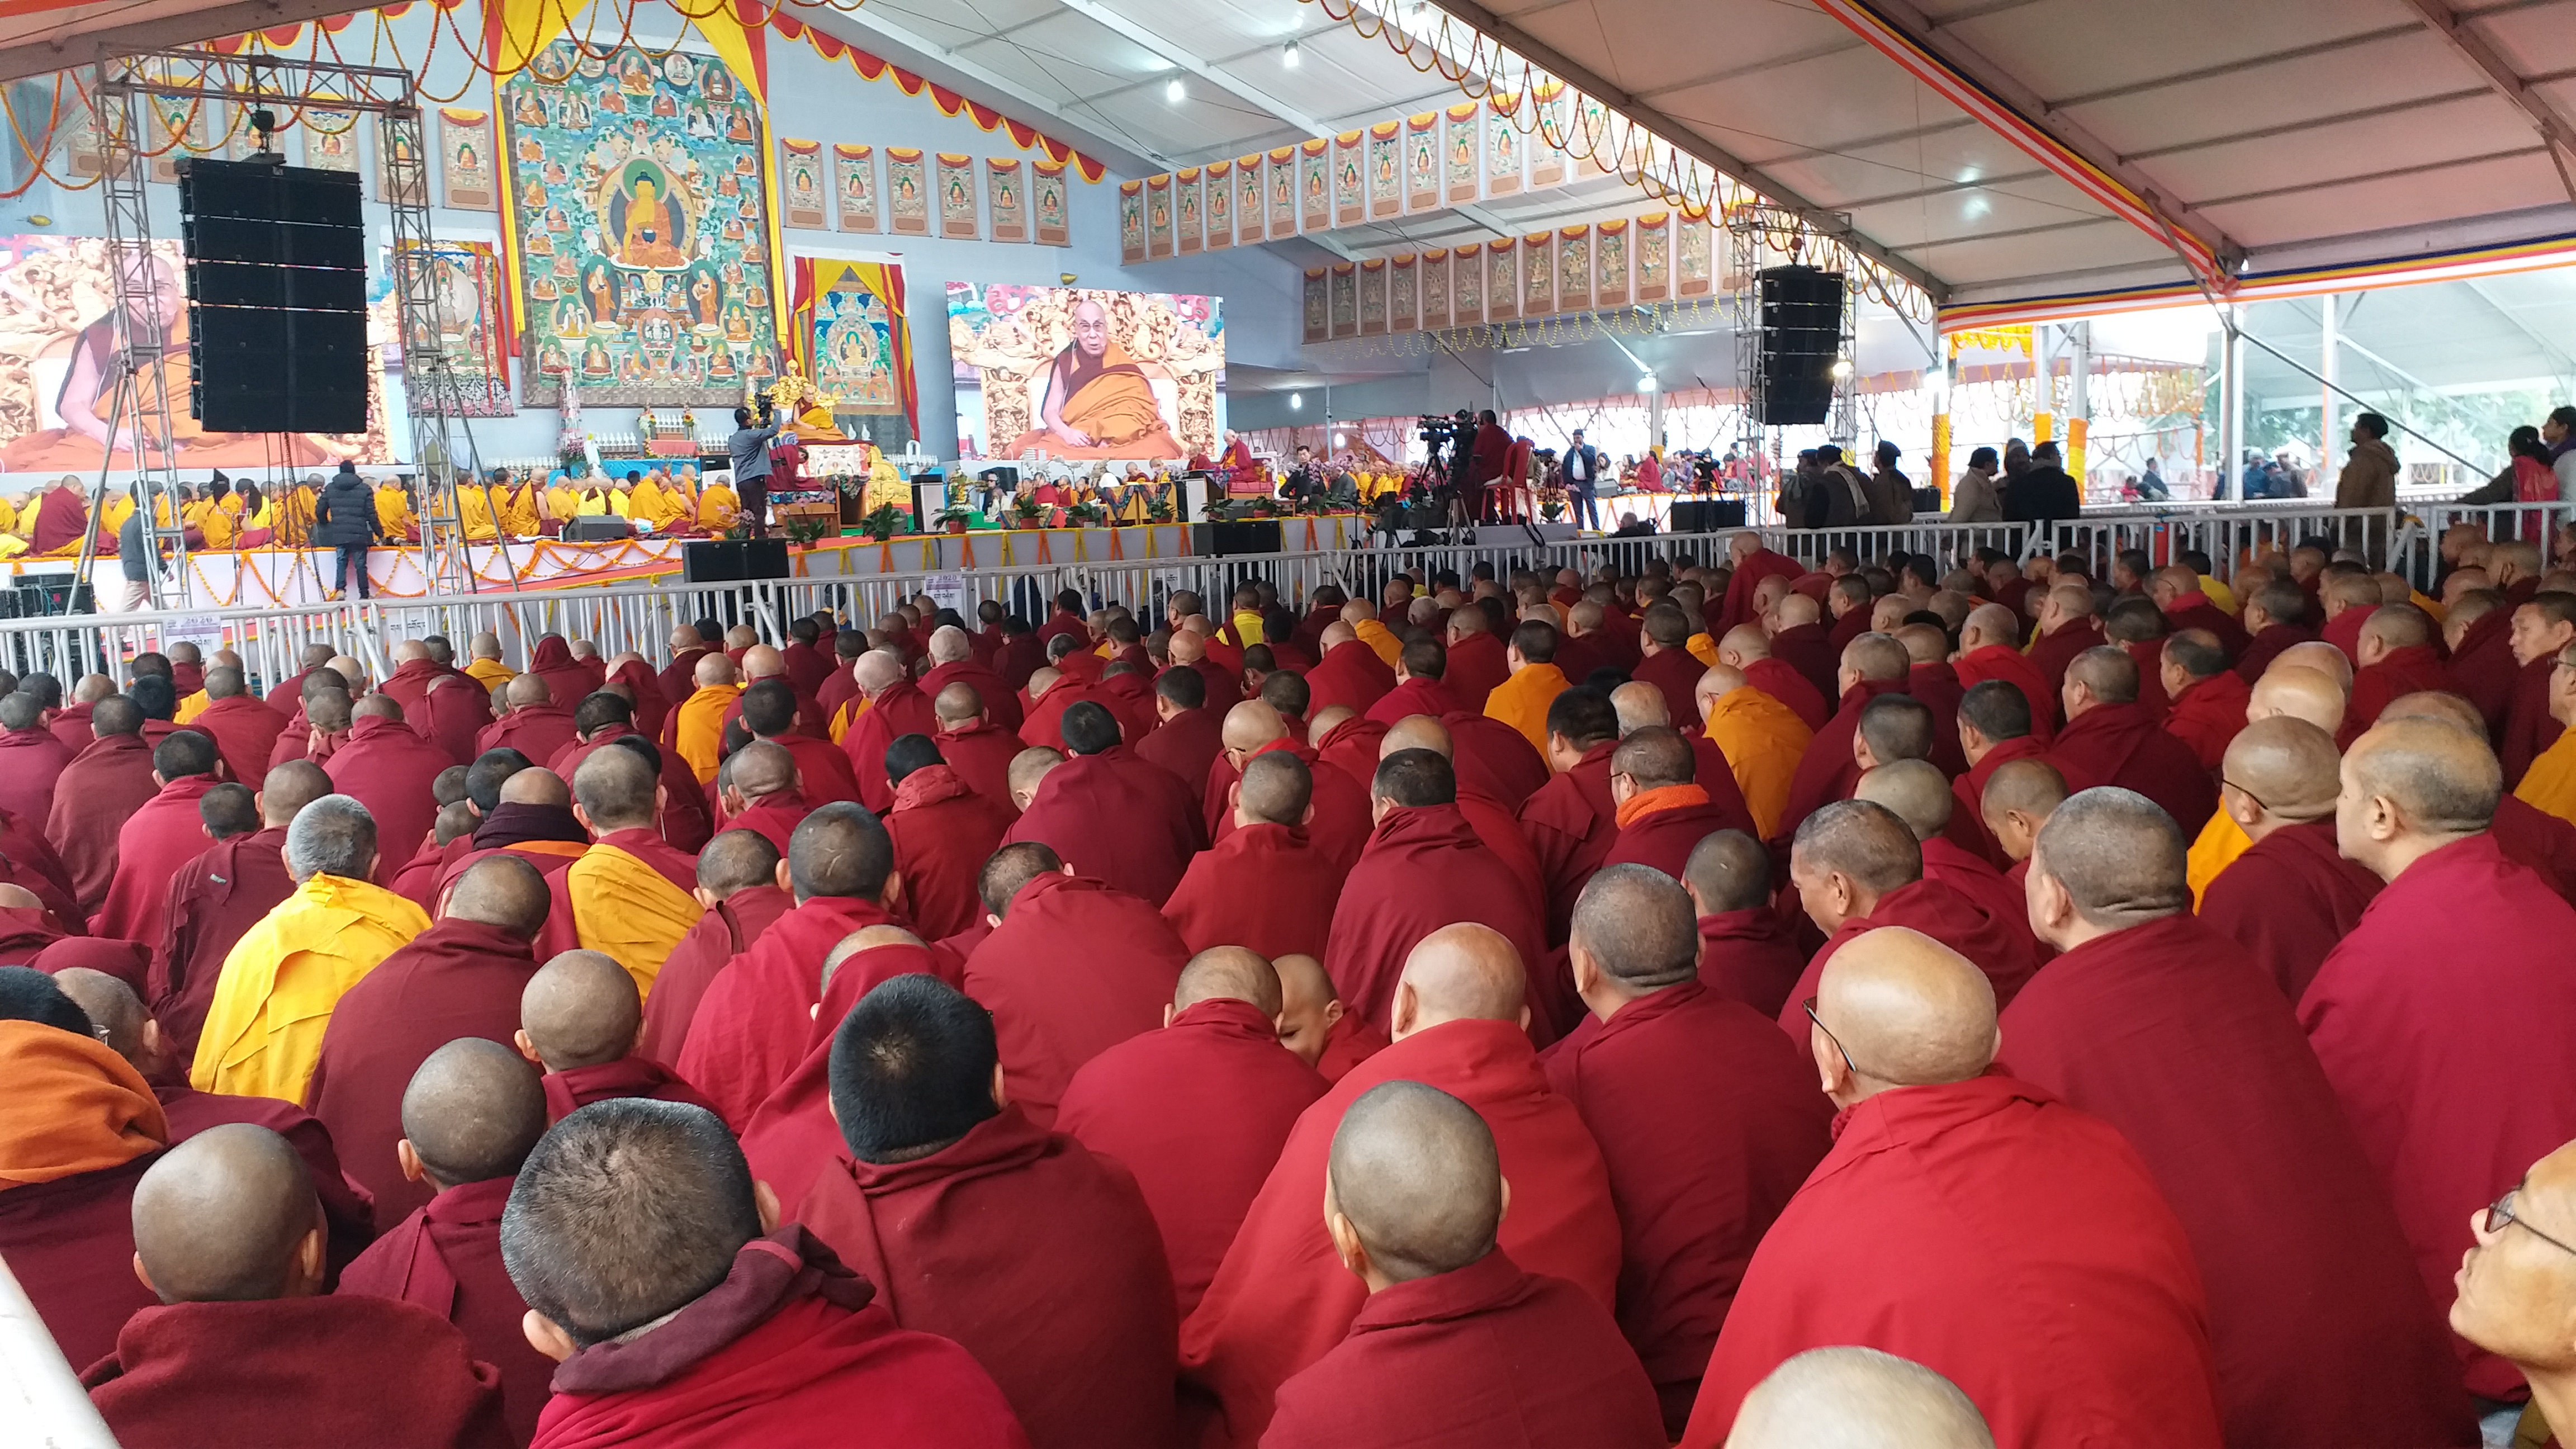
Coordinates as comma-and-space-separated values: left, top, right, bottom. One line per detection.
1416, 409, 1474, 476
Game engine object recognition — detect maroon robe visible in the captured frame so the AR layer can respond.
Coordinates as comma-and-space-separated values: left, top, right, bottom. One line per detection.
1304, 640, 1395, 717
841, 680, 940, 812
0, 723, 75, 825
1764, 621, 1839, 709
1444, 710, 1550, 811
2492, 793, 2576, 905
1742, 657, 1828, 732
2028, 617, 2106, 702
149, 826, 293, 1063
2047, 700, 2218, 835
2164, 593, 2250, 658
46, 732, 159, 915
1716, 548, 1803, 633
181, 693, 287, 789
2161, 670, 2252, 770
918, 659, 1023, 731
473, 703, 581, 771
404, 681, 491, 767
1518, 738, 1620, 947
2299, 832, 2576, 1399
1775, 877, 2041, 1038
1775, 678, 1910, 844
2447, 608, 2520, 740
1263, 1251, 1666, 1449
884, 764, 1017, 940
1, 1151, 160, 1372
338, 1175, 556, 1444
523, 636, 593, 711
2003, 914, 2474, 1447
303, 918, 542, 1230
83, 1294, 509, 1449
1002, 748, 1202, 907
936, 719, 1030, 813
779, 638, 833, 696
549, 727, 713, 853
376, 657, 449, 717
2346, 644, 2453, 748
1057, 998, 1327, 1318
1683, 1074, 2224, 1449
960, 871, 1191, 1128
1207, 740, 1370, 879
636, 882, 792, 1066
1826, 603, 1871, 656
1952, 734, 2051, 867
719, 789, 813, 858
1323, 804, 1546, 1035
1602, 794, 1759, 879
152, 1079, 372, 1275
1162, 823, 1346, 961
797, 1108, 1178, 1449
1902, 661, 1973, 776
1312, 715, 1389, 797
93, 774, 224, 944
47, 699, 96, 754
675, 892, 905, 1128
1017, 678, 1095, 754
1135, 705, 1223, 808
2236, 621, 2319, 683
1953, 644, 2058, 745
2323, 605, 2370, 664
1919, 835, 2047, 967
653, 644, 709, 713
1696, 907, 1806, 1018
1442, 631, 1511, 713
1362, 675, 1460, 727
1542, 980, 1832, 1429
2198, 817, 2382, 1003
539, 1054, 714, 1122
325, 714, 458, 882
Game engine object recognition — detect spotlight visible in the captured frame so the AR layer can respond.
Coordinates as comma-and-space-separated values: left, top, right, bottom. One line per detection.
1283, 41, 1301, 67
1333, 431, 1348, 447
1290, 392, 1303, 410
1166, 78, 1185, 103
1637, 374, 1658, 394
1830, 358, 1854, 378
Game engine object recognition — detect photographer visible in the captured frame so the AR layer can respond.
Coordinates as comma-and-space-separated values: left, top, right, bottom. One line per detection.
727, 396, 788, 538
1284, 444, 1324, 505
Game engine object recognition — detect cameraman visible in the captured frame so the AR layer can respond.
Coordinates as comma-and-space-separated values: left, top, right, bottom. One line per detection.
727, 396, 788, 538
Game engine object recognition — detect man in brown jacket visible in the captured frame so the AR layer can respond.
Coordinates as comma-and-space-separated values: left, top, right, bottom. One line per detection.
2336, 411, 2399, 560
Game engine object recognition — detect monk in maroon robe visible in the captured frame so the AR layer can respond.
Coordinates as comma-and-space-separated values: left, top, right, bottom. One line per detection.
1854, 759, 2048, 966
882, 744, 1015, 940
1328, 750, 1547, 1034
93, 731, 226, 944
1205, 705, 1372, 874
675, 804, 907, 1127
1164, 752, 1349, 961
929, 692, 1031, 813
551, 704, 713, 851
839, 659, 940, 811
475, 674, 583, 768
486, 1101, 1027, 1449
1305, 628, 1395, 717
521, 634, 592, 711
1137, 669, 1225, 802
2047, 645, 2217, 834
1774, 634, 1915, 844
84, 1125, 510, 1449
2237, 585, 2321, 683
1599, 726, 1758, 879
181, 667, 286, 789
1057, 948, 1325, 1319
960, 847, 1191, 1128
634, 830, 790, 1066
2345, 605, 2454, 746
2445, 589, 2519, 737
1544, 866, 1831, 1432
1953, 605, 2057, 744
1362, 650, 1460, 727
519, 949, 714, 1123
46, 696, 161, 916
1002, 703, 1202, 907
1442, 616, 1512, 713
920, 633, 1022, 732
2499, 597, 2574, 785
1679, 832, 1808, 1017
2197, 718, 2382, 1001
2013, 789, 2474, 1446
1184, 925, 1621, 1449
337, 1038, 558, 1443
1262, 1078, 1667, 1449
1684, 927, 2224, 1449
2159, 633, 2253, 769
2300, 717, 2576, 1401
326, 697, 459, 881
794, 973, 1180, 1449
304, 855, 550, 1232
409, 673, 495, 768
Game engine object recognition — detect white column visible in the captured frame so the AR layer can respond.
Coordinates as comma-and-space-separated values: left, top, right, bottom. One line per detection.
2321, 293, 2339, 475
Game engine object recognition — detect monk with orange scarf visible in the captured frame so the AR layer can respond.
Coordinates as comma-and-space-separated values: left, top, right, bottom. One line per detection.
1003, 297, 1183, 460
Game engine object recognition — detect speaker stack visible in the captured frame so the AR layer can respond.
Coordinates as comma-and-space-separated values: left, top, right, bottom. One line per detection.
1753, 265, 1845, 428
177, 159, 370, 434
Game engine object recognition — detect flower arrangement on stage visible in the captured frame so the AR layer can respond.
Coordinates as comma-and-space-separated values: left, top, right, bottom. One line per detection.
1538, 480, 1569, 522
781, 515, 837, 548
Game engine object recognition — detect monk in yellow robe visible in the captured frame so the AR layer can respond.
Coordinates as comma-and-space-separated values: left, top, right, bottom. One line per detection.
274, 481, 318, 548
463, 632, 515, 691
543, 472, 583, 527
1348, 604, 1402, 670
631, 471, 693, 533
1003, 297, 1182, 460
375, 481, 418, 543
1698, 664, 1813, 839
1484, 622, 1573, 759
0, 491, 20, 536
562, 746, 704, 998
97, 489, 134, 543
190, 797, 432, 1102
699, 479, 740, 533
2186, 659, 2348, 900
500, 476, 543, 537
455, 482, 500, 542
673, 652, 743, 783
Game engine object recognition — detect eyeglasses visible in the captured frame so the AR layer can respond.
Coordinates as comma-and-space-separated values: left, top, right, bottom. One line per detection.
1802, 996, 1900, 1084
2487, 1187, 2576, 1257
2219, 778, 2270, 812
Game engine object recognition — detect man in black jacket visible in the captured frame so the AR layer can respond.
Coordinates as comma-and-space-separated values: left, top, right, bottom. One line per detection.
2004, 439, 2082, 531
312, 460, 380, 600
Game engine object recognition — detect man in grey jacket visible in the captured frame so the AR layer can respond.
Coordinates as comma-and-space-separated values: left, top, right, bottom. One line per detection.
727, 400, 788, 538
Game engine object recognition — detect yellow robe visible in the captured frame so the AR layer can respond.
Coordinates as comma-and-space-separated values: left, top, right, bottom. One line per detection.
545, 485, 583, 521
500, 484, 541, 536
633, 478, 692, 531
1686, 632, 1720, 669
0, 495, 17, 533
174, 689, 210, 725
674, 684, 744, 783
1705, 687, 1815, 841
276, 486, 316, 547
1231, 609, 1267, 646
2515, 730, 2576, 825
465, 658, 517, 690
2186, 811, 2252, 907
375, 486, 415, 538
565, 844, 705, 999
99, 492, 134, 539
699, 485, 741, 533
1484, 663, 1571, 759
1354, 618, 1403, 670
457, 485, 498, 542
190, 873, 432, 1103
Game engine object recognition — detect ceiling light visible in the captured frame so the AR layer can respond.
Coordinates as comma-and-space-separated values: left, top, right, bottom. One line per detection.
1282, 40, 1301, 67
1290, 392, 1303, 410
1637, 373, 1658, 394
1830, 358, 1854, 378
1334, 432, 1348, 447
1166, 78, 1185, 103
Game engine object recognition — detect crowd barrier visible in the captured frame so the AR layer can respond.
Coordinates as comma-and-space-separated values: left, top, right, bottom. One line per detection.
0, 499, 2556, 693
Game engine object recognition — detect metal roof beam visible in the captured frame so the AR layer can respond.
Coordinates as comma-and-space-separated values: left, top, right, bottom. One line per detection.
2403, 0, 2576, 203
0, 0, 358, 84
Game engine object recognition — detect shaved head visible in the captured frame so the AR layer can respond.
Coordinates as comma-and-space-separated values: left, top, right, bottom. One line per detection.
2272, 640, 2354, 690
2030, 787, 2189, 929
1379, 714, 1453, 758
1609, 681, 1671, 735
696, 828, 780, 897
1327, 1081, 1502, 1282
2344, 716, 2502, 849
2249, 666, 2347, 735
498, 768, 570, 807
1609, 725, 1693, 789
1174, 946, 1284, 1017
132, 1124, 320, 1302
1730, 1346, 1995, 1449
1842, 633, 1908, 684
1222, 699, 1292, 752
401, 1038, 546, 1187
1238, 750, 1313, 827
444, 853, 551, 939
1982, 756, 2067, 821
1792, 799, 1921, 895
727, 740, 797, 801
979, 841, 1064, 917
1570, 864, 1698, 993
1272, 952, 1343, 1068
1394, 922, 1525, 1036
2378, 690, 2489, 734
523, 949, 645, 1071
1815, 926, 1999, 1090
2222, 717, 2342, 821
571, 744, 658, 831
51, 968, 145, 1063
1852, 759, 1953, 841
1682, 830, 1770, 914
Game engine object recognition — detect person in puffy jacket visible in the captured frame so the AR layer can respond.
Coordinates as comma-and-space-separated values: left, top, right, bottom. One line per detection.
312, 460, 381, 599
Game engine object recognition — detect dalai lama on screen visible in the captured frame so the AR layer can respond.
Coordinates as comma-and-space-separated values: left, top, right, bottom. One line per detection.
1005, 296, 1185, 460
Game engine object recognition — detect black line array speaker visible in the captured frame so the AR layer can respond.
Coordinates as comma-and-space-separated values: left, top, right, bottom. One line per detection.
177, 159, 370, 435
680, 538, 792, 583
1754, 265, 1845, 428
1669, 500, 1748, 533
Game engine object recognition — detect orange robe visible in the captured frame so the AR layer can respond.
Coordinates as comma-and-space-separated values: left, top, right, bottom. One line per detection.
2515, 730, 2576, 825
1352, 618, 1402, 670
1702, 687, 1813, 840
2187, 811, 2252, 906
1483, 664, 1571, 759
554, 827, 703, 999
670, 684, 743, 783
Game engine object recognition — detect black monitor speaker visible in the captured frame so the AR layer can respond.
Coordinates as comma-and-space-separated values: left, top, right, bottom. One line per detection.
1754, 266, 1845, 428
176, 158, 370, 435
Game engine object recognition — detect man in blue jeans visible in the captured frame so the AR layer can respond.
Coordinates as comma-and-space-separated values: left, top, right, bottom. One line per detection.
313, 460, 380, 599
728, 400, 788, 538
1562, 428, 1603, 532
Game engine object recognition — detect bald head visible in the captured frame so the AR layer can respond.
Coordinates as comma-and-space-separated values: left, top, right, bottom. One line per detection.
1609, 725, 1693, 790
852, 651, 902, 695
727, 739, 797, 802
1981, 756, 2066, 825
1173, 946, 1284, 1017
1237, 749, 1313, 827
259, 760, 333, 829
522, 949, 644, 1072
1682, 830, 1770, 915
1608, 681, 1671, 736
1728, 1347, 1995, 1449
498, 767, 570, 808
1853, 759, 1953, 841
1813, 927, 1999, 1096
2344, 717, 2502, 864
1774, 593, 1821, 629
2029, 787, 2189, 935
1326, 1081, 1502, 1284
1570, 863, 1698, 997
1379, 714, 1453, 759
2272, 640, 2354, 690
1393, 922, 1526, 1038
444, 853, 551, 939
2378, 689, 2488, 735
1842, 633, 1907, 685
2248, 665, 2347, 735
401, 1038, 545, 1188
2222, 717, 2342, 823
1008, 746, 1064, 806
505, 673, 551, 708
132, 1124, 320, 1303
739, 645, 787, 683
1793, 799, 1921, 897
1222, 698, 1291, 753
692, 652, 737, 689
1718, 625, 1770, 664
696, 827, 780, 898
51, 967, 145, 1064
934, 682, 986, 724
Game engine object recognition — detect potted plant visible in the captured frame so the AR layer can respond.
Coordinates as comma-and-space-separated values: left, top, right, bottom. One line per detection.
934, 505, 974, 535
1011, 496, 1044, 529
782, 515, 836, 549
1065, 500, 1108, 527
860, 503, 906, 542
1147, 496, 1175, 523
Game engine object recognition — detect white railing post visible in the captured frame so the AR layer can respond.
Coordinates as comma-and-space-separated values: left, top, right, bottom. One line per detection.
0, 1253, 119, 1448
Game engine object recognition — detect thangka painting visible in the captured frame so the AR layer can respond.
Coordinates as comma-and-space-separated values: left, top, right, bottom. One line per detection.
988, 159, 1027, 243
948, 282, 1221, 461
1302, 269, 1327, 345
796, 258, 914, 439
1389, 255, 1416, 332
1529, 89, 1567, 187
779, 139, 827, 229
1421, 249, 1450, 330
1485, 105, 1521, 197
1328, 265, 1356, 338
441, 109, 498, 210
1119, 182, 1145, 263
887, 148, 929, 236
1205, 162, 1232, 251
501, 39, 782, 405
1636, 214, 1670, 302
1407, 114, 1438, 211
1486, 241, 1518, 322
1677, 210, 1714, 297
1597, 219, 1630, 306
1368, 125, 1400, 219
1033, 161, 1069, 246
1175, 168, 1201, 255
1359, 261, 1386, 336
835, 144, 877, 232
1446, 104, 1479, 203
0, 236, 386, 469
1452, 242, 1482, 321
1147, 174, 1172, 258
146, 93, 212, 184
1301, 142, 1329, 232
402, 239, 515, 416
1267, 149, 1296, 239
1522, 233, 1552, 316
301, 103, 361, 174
1558, 225, 1592, 311
1333, 134, 1363, 228
937, 153, 979, 239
